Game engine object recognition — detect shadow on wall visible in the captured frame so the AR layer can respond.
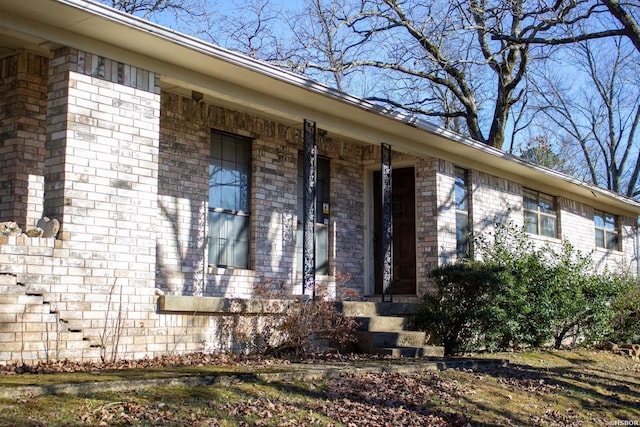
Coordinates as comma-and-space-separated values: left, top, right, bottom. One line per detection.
435, 168, 523, 267
155, 125, 211, 297
155, 121, 298, 299
156, 196, 208, 296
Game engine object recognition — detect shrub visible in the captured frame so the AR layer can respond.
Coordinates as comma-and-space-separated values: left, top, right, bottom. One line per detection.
417, 221, 632, 354
416, 262, 515, 355
607, 277, 640, 344
276, 290, 358, 357
254, 274, 358, 357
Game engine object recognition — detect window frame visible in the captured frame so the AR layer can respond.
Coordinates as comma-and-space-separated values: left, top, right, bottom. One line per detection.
523, 188, 558, 238
207, 130, 252, 269
594, 209, 620, 251
454, 166, 471, 259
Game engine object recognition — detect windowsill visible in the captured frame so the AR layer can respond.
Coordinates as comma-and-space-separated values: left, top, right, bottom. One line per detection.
158, 295, 298, 314
525, 232, 561, 243
207, 265, 253, 275
595, 246, 623, 254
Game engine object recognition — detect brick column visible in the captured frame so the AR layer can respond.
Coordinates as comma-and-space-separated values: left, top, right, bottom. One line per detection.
0, 51, 48, 229
45, 47, 160, 292
415, 157, 439, 295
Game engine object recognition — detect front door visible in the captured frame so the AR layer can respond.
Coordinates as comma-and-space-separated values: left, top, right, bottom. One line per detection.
373, 167, 416, 295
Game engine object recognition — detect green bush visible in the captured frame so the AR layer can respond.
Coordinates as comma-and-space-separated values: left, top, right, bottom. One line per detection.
416, 221, 633, 355
607, 277, 640, 344
416, 261, 515, 355
523, 241, 619, 348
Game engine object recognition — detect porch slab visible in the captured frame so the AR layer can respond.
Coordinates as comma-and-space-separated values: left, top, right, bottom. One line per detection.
158, 295, 296, 314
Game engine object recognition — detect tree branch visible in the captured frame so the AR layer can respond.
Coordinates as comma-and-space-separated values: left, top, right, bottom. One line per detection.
491, 29, 629, 46
601, 0, 640, 53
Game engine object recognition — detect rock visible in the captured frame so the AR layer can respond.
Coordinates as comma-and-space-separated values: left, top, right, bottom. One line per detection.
619, 344, 640, 362
25, 227, 44, 237
37, 217, 60, 238
0, 221, 22, 236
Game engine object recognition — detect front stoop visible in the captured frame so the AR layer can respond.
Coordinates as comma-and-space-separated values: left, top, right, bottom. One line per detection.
338, 301, 444, 358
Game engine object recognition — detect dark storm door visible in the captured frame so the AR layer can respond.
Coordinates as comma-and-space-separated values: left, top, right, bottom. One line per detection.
374, 167, 417, 295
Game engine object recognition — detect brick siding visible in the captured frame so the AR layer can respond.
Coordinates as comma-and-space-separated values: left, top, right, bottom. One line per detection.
157, 92, 366, 298
0, 52, 48, 229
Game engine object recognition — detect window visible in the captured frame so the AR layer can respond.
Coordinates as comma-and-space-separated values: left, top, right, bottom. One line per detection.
454, 167, 470, 258
594, 209, 619, 250
296, 153, 330, 275
208, 131, 251, 268
523, 188, 557, 238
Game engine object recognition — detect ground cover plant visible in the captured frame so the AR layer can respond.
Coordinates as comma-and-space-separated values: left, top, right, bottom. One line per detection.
0, 350, 638, 426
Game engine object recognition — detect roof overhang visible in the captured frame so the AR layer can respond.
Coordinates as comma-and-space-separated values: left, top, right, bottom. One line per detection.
1, 0, 638, 216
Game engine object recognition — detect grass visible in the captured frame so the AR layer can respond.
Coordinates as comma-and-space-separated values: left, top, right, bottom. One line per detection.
0, 365, 268, 387
0, 349, 638, 426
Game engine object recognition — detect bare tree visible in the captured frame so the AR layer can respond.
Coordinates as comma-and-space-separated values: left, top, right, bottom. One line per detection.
97, 0, 214, 36
531, 38, 640, 197
201, 0, 290, 61
489, 0, 640, 54
107, 0, 192, 17
280, 0, 535, 148
97, 0, 639, 196
287, 0, 356, 92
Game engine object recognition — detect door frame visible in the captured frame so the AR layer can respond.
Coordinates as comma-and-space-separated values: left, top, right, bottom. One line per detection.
363, 161, 418, 296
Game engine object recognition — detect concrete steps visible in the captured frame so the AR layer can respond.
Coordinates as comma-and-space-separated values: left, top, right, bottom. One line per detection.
355, 315, 407, 331
337, 301, 420, 317
338, 301, 444, 358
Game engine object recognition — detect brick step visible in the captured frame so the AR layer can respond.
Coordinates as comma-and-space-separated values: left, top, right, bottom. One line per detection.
58, 319, 83, 334
0, 295, 19, 305
20, 294, 46, 304
0, 271, 98, 363
0, 284, 25, 294
66, 336, 93, 349
0, 274, 18, 286
18, 283, 49, 296
56, 346, 102, 361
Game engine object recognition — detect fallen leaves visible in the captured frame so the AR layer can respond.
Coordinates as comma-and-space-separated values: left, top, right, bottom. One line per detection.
467, 365, 562, 395
529, 408, 584, 426
79, 401, 176, 426
314, 371, 471, 426
66, 369, 472, 426
2, 350, 639, 426
0, 352, 263, 375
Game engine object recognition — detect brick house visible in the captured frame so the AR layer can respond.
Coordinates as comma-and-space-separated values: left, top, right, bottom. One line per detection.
0, 0, 638, 363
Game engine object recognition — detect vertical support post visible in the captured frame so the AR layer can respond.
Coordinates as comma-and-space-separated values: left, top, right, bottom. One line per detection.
381, 143, 393, 302
303, 120, 317, 298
